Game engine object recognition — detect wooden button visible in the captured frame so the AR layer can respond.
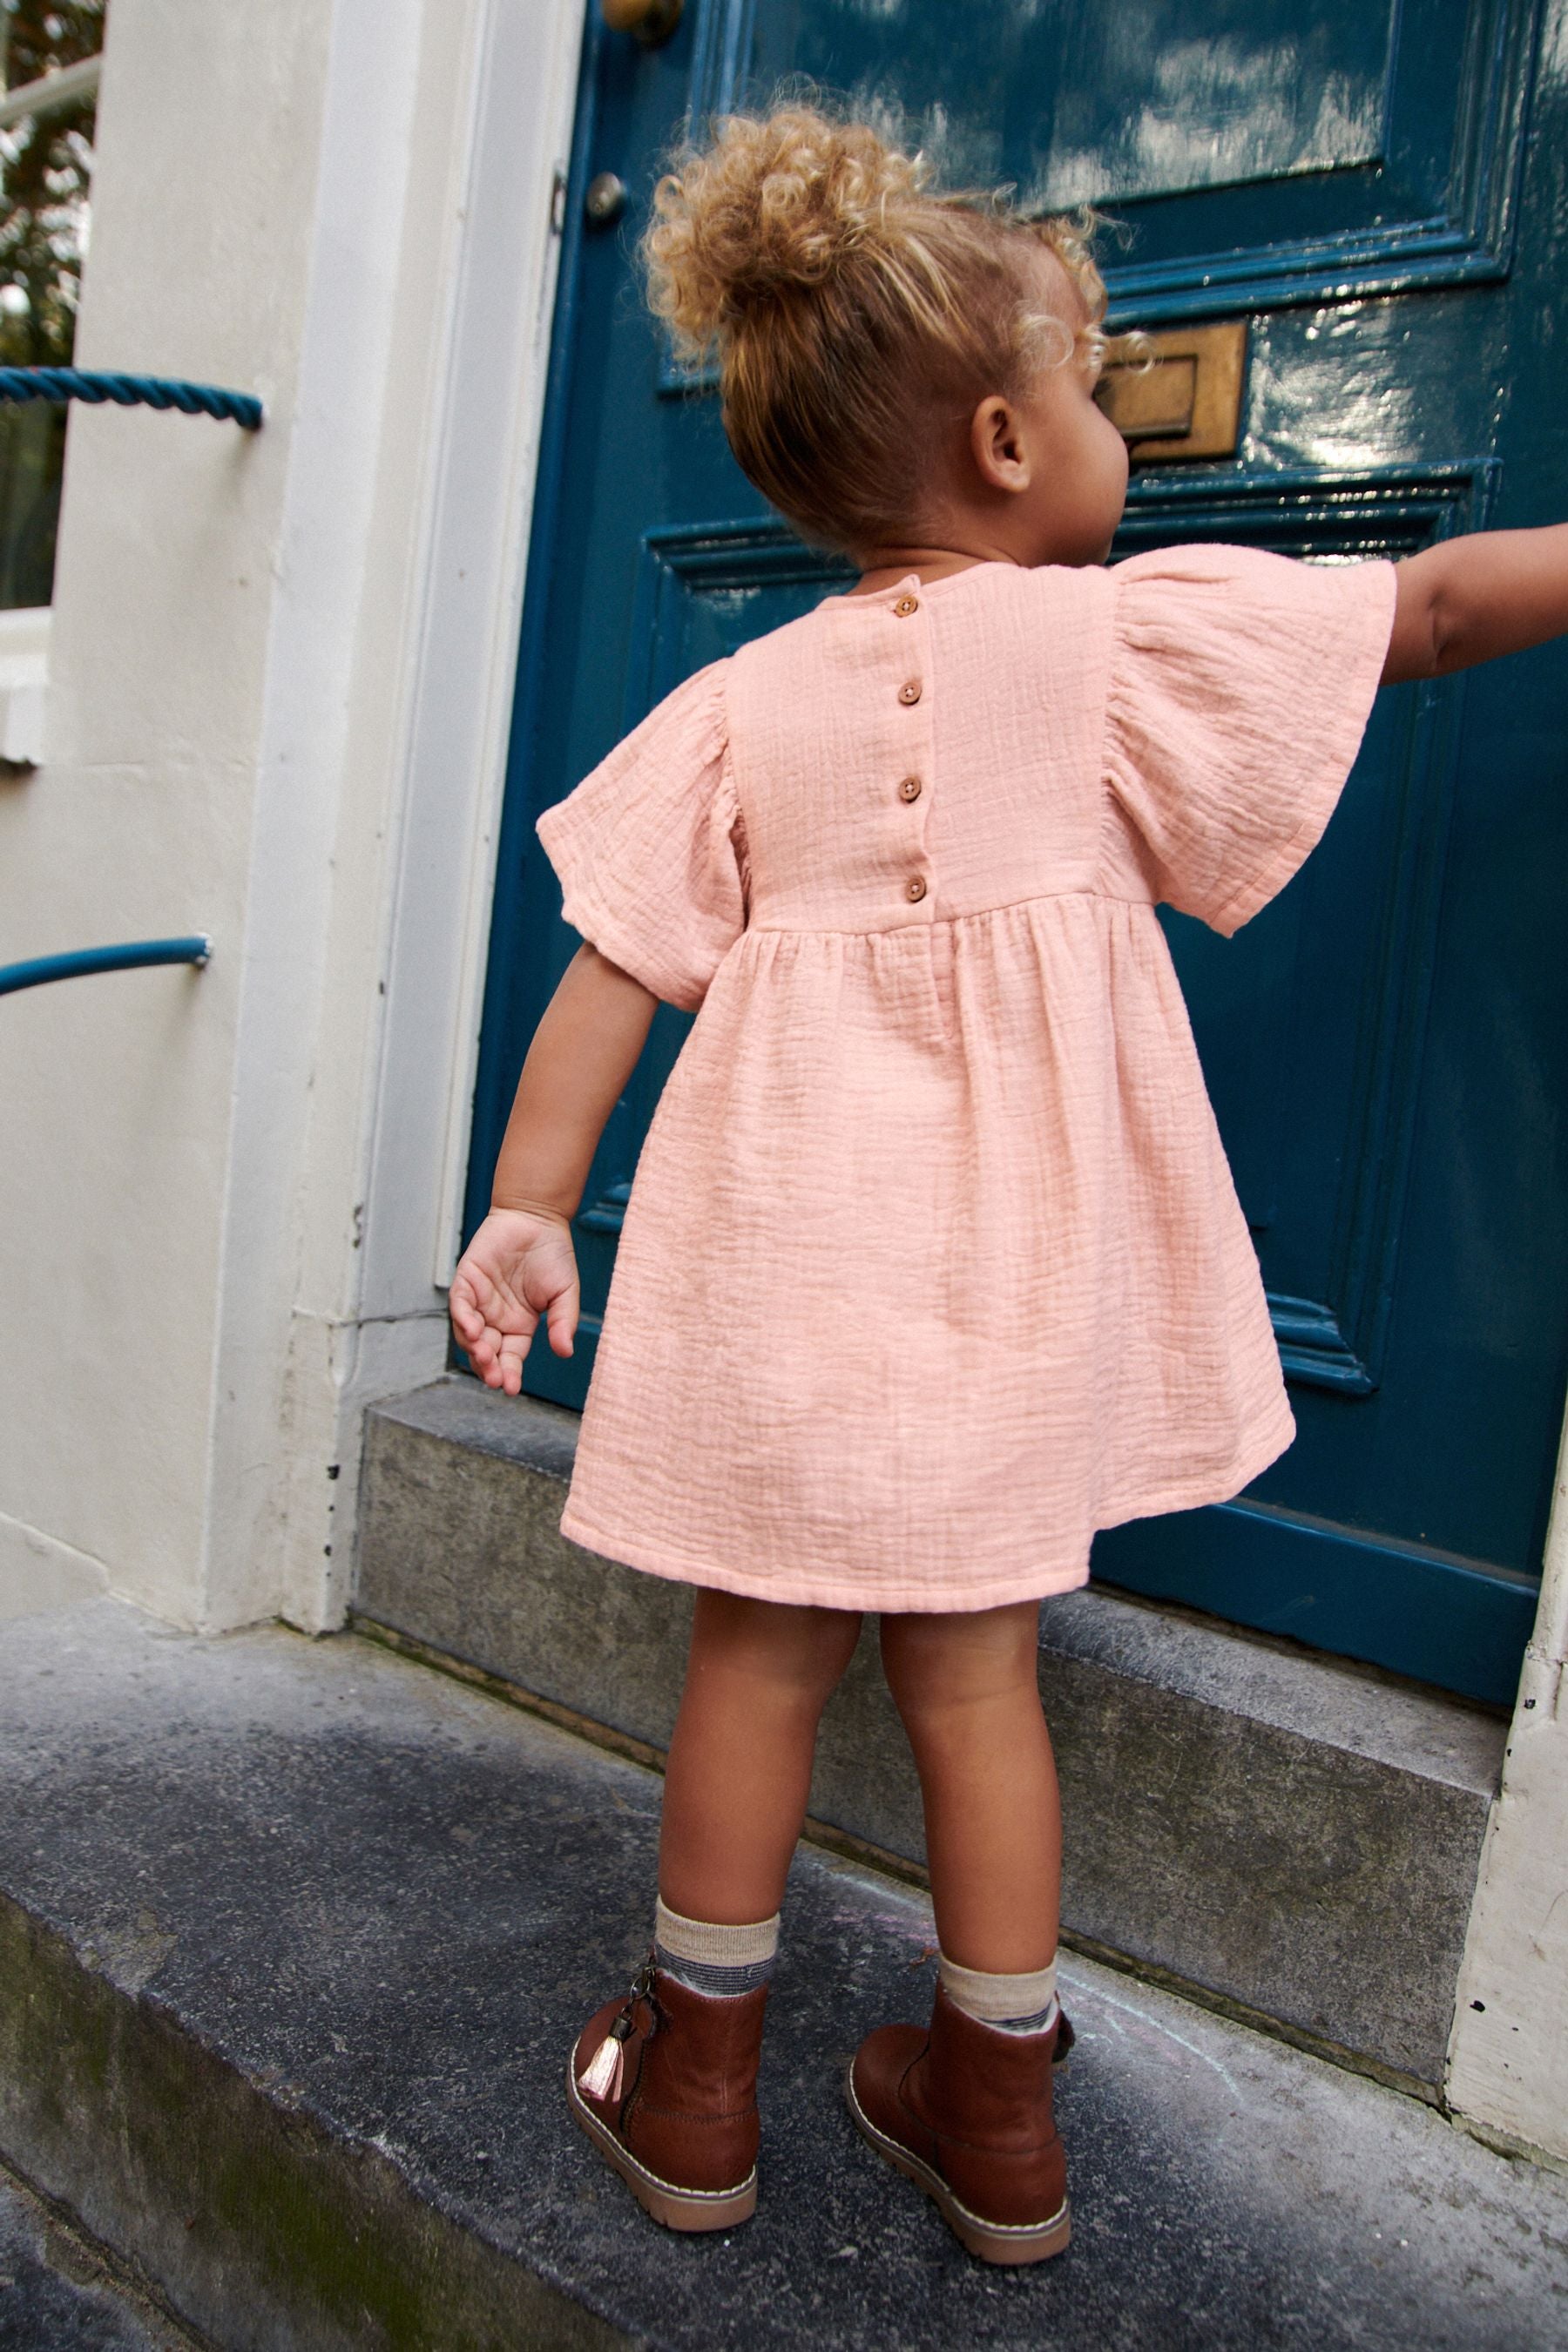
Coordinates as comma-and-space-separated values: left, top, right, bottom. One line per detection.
898, 774, 922, 802
905, 875, 927, 902
894, 594, 919, 616
898, 679, 922, 705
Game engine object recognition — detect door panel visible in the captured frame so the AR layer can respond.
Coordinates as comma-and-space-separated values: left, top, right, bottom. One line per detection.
692, 0, 1538, 318
466, 0, 1568, 1704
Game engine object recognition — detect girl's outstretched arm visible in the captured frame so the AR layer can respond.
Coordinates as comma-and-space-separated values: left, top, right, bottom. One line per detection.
1383, 523, 1568, 683
449, 942, 658, 1394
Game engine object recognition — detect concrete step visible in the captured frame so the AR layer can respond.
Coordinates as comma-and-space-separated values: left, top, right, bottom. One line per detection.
355, 1376, 1509, 2099
2, 1592, 1565, 2352
0, 2163, 199, 2349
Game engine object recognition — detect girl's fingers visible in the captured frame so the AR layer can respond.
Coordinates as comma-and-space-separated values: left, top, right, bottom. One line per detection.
545, 1284, 578, 1357
453, 1287, 489, 1354
489, 1305, 540, 1386
450, 1273, 502, 1351
448, 1279, 478, 1341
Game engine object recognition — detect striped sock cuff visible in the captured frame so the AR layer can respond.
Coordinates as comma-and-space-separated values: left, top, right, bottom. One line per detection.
938, 1951, 1059, 2037
653, 1897, 780, 1999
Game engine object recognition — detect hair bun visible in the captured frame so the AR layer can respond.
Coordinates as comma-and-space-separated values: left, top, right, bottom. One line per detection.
642, 102, 930, 362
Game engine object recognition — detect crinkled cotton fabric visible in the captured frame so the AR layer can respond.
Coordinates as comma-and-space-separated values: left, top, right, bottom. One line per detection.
534, 544, 1399, 1611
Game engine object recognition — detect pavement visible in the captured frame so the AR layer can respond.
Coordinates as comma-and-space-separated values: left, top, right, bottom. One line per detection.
0, 1595, 1565, 2350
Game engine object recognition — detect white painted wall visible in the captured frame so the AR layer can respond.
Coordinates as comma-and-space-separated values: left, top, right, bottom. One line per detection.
0, 0, 585, 1630
1449, 1424, 1568, 2164
0, 0, 330, 1625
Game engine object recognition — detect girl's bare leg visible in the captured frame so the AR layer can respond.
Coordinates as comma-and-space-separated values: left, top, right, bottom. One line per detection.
659, 1589, 863, 1923
880, 1600, 1060, 1970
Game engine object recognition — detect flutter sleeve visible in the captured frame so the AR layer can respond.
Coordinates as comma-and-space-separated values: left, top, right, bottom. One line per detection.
534, 655, 747, 1011
1102, 542, 1399, 936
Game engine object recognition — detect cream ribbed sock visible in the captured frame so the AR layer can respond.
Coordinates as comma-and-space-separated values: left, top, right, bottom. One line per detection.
938, 1950, 1059, 2037
653, 1896, 780, 1998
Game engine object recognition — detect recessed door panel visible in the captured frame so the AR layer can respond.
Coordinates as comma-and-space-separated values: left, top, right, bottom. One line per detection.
694, 0, 1538, 315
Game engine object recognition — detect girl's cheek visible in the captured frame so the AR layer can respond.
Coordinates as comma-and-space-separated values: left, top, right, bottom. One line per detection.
1100, 409, 1130, 497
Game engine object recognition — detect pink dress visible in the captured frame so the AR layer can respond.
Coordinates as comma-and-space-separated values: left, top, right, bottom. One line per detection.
534, 544, 1398, 1611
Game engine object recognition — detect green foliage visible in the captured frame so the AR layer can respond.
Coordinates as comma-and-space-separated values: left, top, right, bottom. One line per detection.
0, 0, 105, 368
0, 3, 105, 605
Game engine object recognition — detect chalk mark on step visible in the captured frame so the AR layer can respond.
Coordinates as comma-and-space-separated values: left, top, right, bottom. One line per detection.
1064, 1971, 1243, 2100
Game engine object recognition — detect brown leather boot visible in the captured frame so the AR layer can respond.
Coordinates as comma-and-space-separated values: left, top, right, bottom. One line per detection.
847, 1980, 1071, 2264
567, 1955, 767, 2232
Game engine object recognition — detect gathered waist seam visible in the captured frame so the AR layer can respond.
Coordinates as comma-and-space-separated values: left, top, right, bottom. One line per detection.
744, 888, 1157, 940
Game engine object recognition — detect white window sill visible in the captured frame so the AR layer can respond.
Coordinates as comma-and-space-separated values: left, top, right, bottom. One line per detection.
0, 606, 50, 771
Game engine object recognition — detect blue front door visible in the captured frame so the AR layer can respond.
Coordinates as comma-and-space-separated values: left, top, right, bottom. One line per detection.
467, 0, 1567, 1707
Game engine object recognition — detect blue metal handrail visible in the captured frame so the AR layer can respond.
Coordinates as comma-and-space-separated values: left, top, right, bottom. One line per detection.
0, 369, 261, 429
0, 936, 212, 997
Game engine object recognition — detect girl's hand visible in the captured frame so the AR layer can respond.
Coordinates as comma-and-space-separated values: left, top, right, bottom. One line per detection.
449, 1204, 580, 1395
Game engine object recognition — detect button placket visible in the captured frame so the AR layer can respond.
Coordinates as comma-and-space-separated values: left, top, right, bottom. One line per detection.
893, 587, 933, 915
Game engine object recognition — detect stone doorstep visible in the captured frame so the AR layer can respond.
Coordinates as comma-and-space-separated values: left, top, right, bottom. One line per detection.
355, 1376, 1508, 2098
0, 2161, 207, 2351
4, 1598, 1565, 2352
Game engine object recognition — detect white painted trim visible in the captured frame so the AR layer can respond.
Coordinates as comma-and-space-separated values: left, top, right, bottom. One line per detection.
0, 54, 101, 130
355, 0, 586, 1319
1447, 1397, 1568, 2161
0, 605, 51, 665
317, 0, 586, 1619
199, 0, 433, 1630
0, 605, 48, 767
428, 0, 586, 1292
179, 0, 587, 1633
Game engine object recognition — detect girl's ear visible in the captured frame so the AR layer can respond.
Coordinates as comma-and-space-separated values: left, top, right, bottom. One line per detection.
970, 393, 1031, 495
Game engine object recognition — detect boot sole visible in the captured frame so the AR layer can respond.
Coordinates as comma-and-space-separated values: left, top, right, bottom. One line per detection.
845, 2063, 1071, 2267
566, 2054, 758, 2233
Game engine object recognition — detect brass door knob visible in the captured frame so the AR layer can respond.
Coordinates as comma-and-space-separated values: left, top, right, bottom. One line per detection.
601, 0, 683, 43
585, 172, 627, 226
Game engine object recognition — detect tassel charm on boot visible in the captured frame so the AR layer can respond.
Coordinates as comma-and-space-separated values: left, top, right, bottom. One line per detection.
575, 1957, 655, 2103
567, 1952, 769, 2234
577, 2013, 632, 2104
848, 1981, 1071, 2265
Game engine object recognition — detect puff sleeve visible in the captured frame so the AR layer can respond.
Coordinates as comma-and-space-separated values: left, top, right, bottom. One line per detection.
1103, 543, 1398, 936
534, 655, 747, 1011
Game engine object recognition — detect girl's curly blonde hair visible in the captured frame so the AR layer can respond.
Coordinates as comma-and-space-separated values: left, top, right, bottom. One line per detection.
639, 93, 1123, 558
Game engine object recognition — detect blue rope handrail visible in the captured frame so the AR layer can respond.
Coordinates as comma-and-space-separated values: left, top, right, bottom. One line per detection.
0, 369, 261, 429
0, 936, 212, 997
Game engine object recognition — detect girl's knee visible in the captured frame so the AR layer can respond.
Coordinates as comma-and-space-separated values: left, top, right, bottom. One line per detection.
879, 1600, 1041, 1723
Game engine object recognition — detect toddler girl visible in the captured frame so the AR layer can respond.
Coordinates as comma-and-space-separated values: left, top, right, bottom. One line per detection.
449, 100, 1568, 2267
